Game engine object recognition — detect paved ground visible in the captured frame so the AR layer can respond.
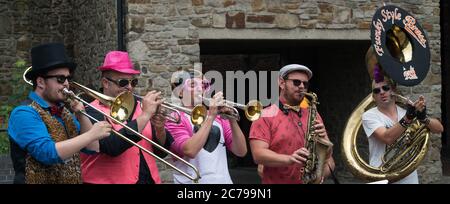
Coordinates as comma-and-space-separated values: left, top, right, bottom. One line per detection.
229, 167, 261, 184
229, 166, 348, 184
432, 176, 450, 184
229, 166, 450, 184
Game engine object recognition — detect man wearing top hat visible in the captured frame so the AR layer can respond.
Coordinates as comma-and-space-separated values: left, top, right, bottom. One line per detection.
80, 51, 172, 184
7, 42, 112, 184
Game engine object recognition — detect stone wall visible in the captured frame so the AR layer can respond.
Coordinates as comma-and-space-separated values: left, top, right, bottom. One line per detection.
0, 0, 443, 184
123, 0, 442, 183
0, 0, 117, 100
0, 0, 17, 103
0, 0, 74, 103
0, 0, 117, 183
71, 0, 118, 88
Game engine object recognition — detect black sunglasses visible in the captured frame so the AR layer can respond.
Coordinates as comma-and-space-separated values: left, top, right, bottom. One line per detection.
105, 77, 138, 87
372, 85, 391, 94
285, 79, 309, 88
43, 75, 72, 84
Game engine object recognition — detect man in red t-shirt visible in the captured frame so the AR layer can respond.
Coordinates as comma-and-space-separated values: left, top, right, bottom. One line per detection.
249, 64, 334, 184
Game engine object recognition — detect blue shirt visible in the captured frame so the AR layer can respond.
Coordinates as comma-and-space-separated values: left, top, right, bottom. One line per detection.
8, 92, 81, 165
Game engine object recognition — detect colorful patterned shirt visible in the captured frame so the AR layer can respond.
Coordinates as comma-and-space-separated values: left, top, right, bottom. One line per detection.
250, 101, 324, 184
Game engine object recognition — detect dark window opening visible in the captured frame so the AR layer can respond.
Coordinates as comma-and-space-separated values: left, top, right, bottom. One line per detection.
200, 39, 371, 183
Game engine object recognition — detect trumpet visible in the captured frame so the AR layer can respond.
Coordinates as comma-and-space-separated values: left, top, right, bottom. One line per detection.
23, 67, 202, 183
133, 94, 207, 126
200, 95, 262, 121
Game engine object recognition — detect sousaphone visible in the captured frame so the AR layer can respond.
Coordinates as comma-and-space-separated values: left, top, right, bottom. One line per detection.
341, 5, 431, 183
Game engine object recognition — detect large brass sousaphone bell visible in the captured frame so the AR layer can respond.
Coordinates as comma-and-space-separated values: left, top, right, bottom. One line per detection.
341, 5, 431, 183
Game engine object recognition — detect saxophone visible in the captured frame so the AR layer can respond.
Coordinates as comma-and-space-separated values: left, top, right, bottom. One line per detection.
301, 92, 334, 184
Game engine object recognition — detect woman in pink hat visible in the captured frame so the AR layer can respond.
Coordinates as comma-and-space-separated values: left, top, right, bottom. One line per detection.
80, 51, 172, 184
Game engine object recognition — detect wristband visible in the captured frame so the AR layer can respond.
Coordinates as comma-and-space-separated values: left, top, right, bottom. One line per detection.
399, 117, 412, 128
420, 117, 431, 125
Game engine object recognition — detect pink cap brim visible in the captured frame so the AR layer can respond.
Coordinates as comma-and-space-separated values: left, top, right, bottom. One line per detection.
98, 66, 140, 75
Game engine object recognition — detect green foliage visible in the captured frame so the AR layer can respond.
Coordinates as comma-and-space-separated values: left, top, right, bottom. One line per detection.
0, 59, 31, 154
0, 105, 13, 120
10, 60, 31, 102
0, 132, 9, 154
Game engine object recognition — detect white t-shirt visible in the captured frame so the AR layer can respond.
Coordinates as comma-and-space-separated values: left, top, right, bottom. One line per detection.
171, 116, 233, 184
362, 105, 419, 184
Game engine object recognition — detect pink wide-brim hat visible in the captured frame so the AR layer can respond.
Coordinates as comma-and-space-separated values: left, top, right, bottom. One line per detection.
98, 51, 140, 75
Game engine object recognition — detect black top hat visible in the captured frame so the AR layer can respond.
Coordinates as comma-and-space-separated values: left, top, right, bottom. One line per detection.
370, 5, 430, 87
25, 42, 77, 80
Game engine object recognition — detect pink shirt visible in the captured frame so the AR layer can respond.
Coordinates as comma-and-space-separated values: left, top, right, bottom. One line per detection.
249, 103, 324, 184
166, 112, 233, 156
80, 100, 161, 184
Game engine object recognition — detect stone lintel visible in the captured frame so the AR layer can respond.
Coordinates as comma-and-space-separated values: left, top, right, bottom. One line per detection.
198, 28, 369, 40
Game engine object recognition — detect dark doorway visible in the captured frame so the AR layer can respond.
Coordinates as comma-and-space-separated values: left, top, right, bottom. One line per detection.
200, 39, 371, 182
441, 0, 450, 175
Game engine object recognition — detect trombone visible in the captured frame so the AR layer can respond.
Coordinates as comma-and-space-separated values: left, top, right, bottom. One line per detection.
200, 95, 262, 121
23, 67, 201, 183
133, 94, 207, 126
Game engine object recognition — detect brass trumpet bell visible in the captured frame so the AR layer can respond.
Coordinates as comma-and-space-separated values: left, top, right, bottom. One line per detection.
243, 100, 263, 122
191, 105, 208, 125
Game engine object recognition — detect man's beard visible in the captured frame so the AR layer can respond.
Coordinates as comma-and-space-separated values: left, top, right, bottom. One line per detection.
45, 89, 66, 104
284, 91, 302, 105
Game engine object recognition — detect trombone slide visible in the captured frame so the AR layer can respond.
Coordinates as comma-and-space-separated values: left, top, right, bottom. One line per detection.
64, 88, 201, 183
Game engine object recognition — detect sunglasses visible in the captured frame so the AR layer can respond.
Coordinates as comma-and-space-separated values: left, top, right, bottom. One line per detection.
105, 77, 138, 87
372, 85, 391, 94
184, 78, 211, 91
285, 79, 309, 88
43, 75, 72, 84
